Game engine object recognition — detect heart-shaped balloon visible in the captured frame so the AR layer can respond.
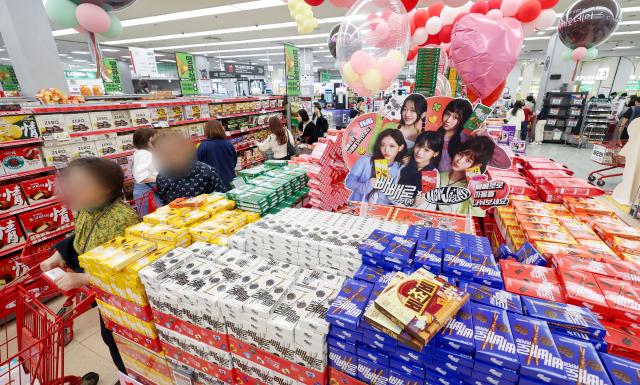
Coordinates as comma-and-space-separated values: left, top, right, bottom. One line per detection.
450, 13, 523, 99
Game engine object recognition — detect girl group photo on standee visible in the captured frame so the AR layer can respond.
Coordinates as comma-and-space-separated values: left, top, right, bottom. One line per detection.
345, 93, 510, 216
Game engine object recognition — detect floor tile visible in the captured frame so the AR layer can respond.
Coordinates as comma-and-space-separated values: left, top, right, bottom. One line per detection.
64, 341, 119, 385
73, 306, 101, 343
80, 330, 113, 361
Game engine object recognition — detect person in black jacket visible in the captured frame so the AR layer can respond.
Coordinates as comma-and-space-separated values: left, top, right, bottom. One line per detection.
312, 102, 329, 135
298, 109, 320, 144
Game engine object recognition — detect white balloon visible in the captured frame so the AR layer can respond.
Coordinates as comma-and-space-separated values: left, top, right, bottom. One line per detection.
419, 0, 440, 5
521, 21, 536, 36
486, 9, 503, 20
425, 16, 442, 35
442, 0, 468, 7
500, 0, 522, 17
460, 1, 473, 12
440, 6, 458, 25
412, 27, 428, 46
533, 9, 556, 31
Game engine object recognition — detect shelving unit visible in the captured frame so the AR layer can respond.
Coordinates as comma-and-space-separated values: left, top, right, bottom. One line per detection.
581, 98, 611, 143
541, 91, 588, 144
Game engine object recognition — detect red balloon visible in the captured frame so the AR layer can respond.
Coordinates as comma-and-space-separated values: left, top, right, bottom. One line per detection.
410, 14, 416, 35
423, 34, 441, 46
304, 0, 324, 5
453, 11, 468, 24
517, 0, 542, 22
413, 9, 429, 28
402, 0, 419, 12
428, 2, 444, 17
439, 24, 453, 43
470, 1, 489, 14
472, 80, 506, 106
407, 48, 419, 61
487, 0, 502, 10
539, 0, 559, 8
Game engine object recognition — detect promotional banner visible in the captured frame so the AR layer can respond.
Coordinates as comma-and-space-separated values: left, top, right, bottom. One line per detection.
284, 43, 300, 96
0, 65, 20, 92
129, 47, 158, 77
342, 94, 511, 217
102, 58, 122, 94
176, 52, 199, 96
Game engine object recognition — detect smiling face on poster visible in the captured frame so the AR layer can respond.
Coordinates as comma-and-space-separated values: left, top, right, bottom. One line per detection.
342, 94, 511, 217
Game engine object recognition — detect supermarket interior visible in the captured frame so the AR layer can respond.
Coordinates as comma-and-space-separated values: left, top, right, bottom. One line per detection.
2, 1, 640, 385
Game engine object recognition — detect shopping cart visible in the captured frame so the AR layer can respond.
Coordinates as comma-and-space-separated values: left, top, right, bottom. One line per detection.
588, 140, 627, 187
127, 189, 158, 217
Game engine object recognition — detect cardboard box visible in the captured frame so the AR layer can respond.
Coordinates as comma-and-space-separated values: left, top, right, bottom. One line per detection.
64, 113, 92, 133
35, 114, 66, 137
95, 138, 119, 157
600, 352, 640, 385
18, 203, 73, 235
0, 183, 27, 212
471, 303, 519, 371
19, 175, 56, 205
504, 276, 565, 303
522, 297, 605, 339
129, 109, 152, 126
150, 107, 169, 124
41, 145, 70, 169
500, 259, 558, 283
0, 216, 25, 251
0, 147, 44, 174
89, 111, 115, 131
112, 111, 132, 128
117, 134, 134, 152
461, 282, 523, 314
66, 142, 98, 160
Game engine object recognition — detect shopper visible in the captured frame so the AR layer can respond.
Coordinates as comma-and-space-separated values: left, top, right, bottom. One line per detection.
507, 101, 526, 140
319, 94, 327, 108
312, 102, 329, 135
397, 131, 443, 197
154, 132, 227, 204
132, 127, 160, 215
524, 95, 536, 111
398, 94, 427, 150
618, 97, 640, 140
298, 109, 320, 145
40, 157, 140, 380
350, 97, 365, 119
196, 120, 237, 190
345, 128, 407, 205
436, 99, 473, 172
258, 117, 295, 160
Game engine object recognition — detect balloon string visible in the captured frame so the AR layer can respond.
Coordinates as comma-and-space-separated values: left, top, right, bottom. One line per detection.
88, 32, 110, 82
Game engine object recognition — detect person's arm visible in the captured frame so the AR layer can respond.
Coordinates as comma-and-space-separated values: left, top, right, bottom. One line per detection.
345, 158, 374, 197
205, 165, 228, 193
133, 151, 156, 184
196, 142, 207, 164
257, 135, 272, 152
155, 175, 170, 205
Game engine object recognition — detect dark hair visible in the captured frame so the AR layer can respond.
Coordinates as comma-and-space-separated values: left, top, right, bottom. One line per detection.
628, 95, 638, 107
63, 157, 124, 203
398, 131, 443, 189
298, 109, 310, 123
453, 136, 495, 173
133, 127, 156, 150
597, 94, 606, 99
437, 98, 473, 160
268, 116, 287, 145
511, 100, 523, 116
621, 92, 628, 98
313, 102, 322, 112
525, 95, 535, 103
611, 92, 618, 97
399, 94, 427, 130
204, 119, 227, 140
356, 97, 365, 104
370, 128, 407, 177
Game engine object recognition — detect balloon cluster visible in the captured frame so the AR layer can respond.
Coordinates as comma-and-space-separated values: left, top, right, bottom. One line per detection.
562, 46, 598, 62
45, 0, 132, 38
288, 0, 320, 34
337, 0, 410, 96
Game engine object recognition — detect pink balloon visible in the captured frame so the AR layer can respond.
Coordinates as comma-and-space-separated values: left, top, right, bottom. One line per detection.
75, 26, 87, 34
350, 50, 375, 74
376, 21, 391, 40
76, 3, 111, 33
451, 14, 523, 99
381, 57, 404, 81
500, 0, 521, 17
329, 0, 348, 6
572, 47, 587, 61
486, 9, 503, 19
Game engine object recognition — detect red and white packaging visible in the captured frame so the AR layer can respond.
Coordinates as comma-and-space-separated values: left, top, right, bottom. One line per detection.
558, 269, 610, 318
0, 183, 27, 212
541, 177, 604, 197
19, 175, 56, 205
18, 203, 73, 236
0, 147, 45, 174
595, 276, 640, 324
523, 168, 572, 184
0, 216, 25, 252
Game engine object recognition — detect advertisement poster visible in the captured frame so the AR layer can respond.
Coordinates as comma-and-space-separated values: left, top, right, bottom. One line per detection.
129, 47, 158, 77
284, 43, 300, 96
342, 94, 511, 217
102, 58, 122, 94
175, 52, 199, 96
0, 65, 20, 92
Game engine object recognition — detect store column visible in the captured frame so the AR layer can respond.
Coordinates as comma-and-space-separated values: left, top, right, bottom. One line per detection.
535, 33, 576, 102
299, 48, 315, 97
0, 0, 68, 96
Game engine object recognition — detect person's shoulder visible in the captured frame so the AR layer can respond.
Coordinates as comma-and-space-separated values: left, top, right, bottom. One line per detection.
110, 201, 141, 224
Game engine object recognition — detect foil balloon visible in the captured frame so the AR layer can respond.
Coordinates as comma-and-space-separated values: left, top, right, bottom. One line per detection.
328, 24, 340, 58
450, 13, 523, 100
558, 0, 621, 49
71, 0, 137, 11
337, 0, 410, 96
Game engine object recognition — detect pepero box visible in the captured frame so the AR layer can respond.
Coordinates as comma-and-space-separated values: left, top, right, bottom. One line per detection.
473, 361, 519, 383
329, 346, 358, 378
504, 276, 565, 303
606, 260, 640, 284
600, 352, 640, 385
461, 282, 523, 314
594, 276, 640, 324
515, 242, 547, 266
357, 357, 388, 385
469, 252, 503, 289
507, 313, 570, 385
551, 333, 612, 385
435, 300, 475, 355
471, 303, 519, 371
600, 321, 640, 361
558, 269, 610, 318
382, 235, 417, 266
500, 259, 559, 284
522, 297, 605, 339
552, 255, 617, 278
443, 246, 474, 279
358, 230, 394, 259
326, 279, 373, 332
534, 241, 616, 262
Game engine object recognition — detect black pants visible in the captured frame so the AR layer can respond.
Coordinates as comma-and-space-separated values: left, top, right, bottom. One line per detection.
99, 313, 127, 374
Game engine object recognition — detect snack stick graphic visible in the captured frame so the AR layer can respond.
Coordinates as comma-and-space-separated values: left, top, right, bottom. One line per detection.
479, 256, 488, 276
371, 369, 383, 385
482, 313, 499, 350
577, 346, 585, 385
447, 248, 465, 266
526, 324, 539, 366
332, 287, 365, 315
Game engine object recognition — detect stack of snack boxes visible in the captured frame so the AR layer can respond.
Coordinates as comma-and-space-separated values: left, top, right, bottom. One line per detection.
290, 129, 351, 211
227, 163, 309, 215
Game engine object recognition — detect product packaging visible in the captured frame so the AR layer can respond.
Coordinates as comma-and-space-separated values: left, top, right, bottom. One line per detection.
64, 113, 92, 133
0, 147, 44, 174
0, 183, 27, 211
19, 175, 56, 204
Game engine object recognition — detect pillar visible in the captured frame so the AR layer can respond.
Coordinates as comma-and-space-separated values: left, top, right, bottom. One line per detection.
536, 33, 576, 102
299, 48, 314, 98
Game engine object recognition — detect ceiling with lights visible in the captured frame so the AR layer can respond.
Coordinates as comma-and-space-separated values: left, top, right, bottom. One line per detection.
1, 0, 640, 73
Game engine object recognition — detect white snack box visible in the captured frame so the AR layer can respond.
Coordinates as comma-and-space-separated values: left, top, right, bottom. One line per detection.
89, 111, 115, 131
64, 113, 92, 133
111, 110, 132, 128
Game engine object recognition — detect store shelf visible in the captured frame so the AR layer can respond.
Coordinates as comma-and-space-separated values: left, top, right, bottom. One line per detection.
169, 117, 211, 126
211, 96, 284, 104
240, 158, 264, 169
0, 110, 33, 116
0, 223, 75, 258
144, 99, 213, 108
0, 198, 61, 220
234, 143, 257, 152
32, 103, 145, 114
68, 124, 152, 137
226, 124, 270, 137
0, 138, 44, 148
215, 108, 284, 119
0, 167, 55, 183
104, 150, 135, 159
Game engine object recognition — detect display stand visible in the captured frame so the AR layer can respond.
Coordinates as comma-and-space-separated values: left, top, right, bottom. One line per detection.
541, 91, 587, 143
580, 97, 611, 144
612, 118, 640, 206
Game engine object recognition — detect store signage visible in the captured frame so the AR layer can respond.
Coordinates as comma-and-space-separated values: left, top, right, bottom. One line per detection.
284, 43, 300, 96
64, 70, 96, 79
175, 52, 199, 96
596, 67, 610, 81
0, 65, 20, 92
320, 71, 331, 82
129, 47, 159, 77
223, 63, 265, 76
209, 70, 238, 79
414, 48, 443, 97
102, 58, 122, 94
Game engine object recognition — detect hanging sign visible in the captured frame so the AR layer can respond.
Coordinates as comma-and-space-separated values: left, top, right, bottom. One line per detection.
223, 63, 265, 76
0, 65, 19, 92
209, 70, 238, 79
414, 48, 442, 97
284, 43, 300, 96
175, 52, 199, 96
129, 47, 158, 77
102, 58, 122, 94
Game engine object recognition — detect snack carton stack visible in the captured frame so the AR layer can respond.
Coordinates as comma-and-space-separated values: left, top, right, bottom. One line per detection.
113, 334, 173, 385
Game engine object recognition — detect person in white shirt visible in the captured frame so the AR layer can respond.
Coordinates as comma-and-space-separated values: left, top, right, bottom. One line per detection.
507, 100, 526, 139
132, 127, 160, 214
257, 116, 295, 160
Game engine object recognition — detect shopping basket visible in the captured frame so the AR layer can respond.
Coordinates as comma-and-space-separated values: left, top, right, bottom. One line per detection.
127, 190, 158, 217
588, 140, 627, 187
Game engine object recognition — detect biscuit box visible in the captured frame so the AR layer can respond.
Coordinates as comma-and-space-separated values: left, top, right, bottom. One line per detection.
0, 147, 44, 174
94, 138, 119, 157
64, 113, 92, 133
595, 277, 640, 324
600, 321, 640, 361
129, 109, 152, 126
460, 282, 523, 314
600, 352, 640, 385
359, 230, 394, 259
605, 260, 640, 285
435, 300, 475, 355
41, 145, 70, 169
18, 203, 73, 235
414, 241, 443, 274
66, 142, 99, 160
357, 357, 389, 385
471, 303, 519, 371
329, 346, 358, 377
500, 259, 559, 283
522, 297, 605, 339
0, 183, 27, 212
516, 242, 547, 266
326, 278, 373, 331
383, 235, 417, 265
473, 361, 519, 383
19, 175, 56, 205
354, 265, 393, 284
0, 216, 25, 251
558, 269, 610, 318
507, 313, 569, 385
111, 111, 132, 128
117, 134, 134, 153
551, 333, 613, 385
551, 256, 617, 278
504, 276, 565, 303
469, 252, 503, 289
89, 111, 115, 131
35, 114, 65, 137
442, 247, 473, 279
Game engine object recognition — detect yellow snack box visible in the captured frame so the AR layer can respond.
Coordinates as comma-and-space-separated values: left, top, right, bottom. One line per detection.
189, 221, 225, 242
143, 208, 190, 224
167, 209, 209, 227
202, 198, 235, 214
144, 224, 190, 243
125, 222, 156, 238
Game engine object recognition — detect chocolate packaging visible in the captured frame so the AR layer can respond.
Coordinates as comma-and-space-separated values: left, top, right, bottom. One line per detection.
461, 282, 523, 314
326, 279, 374, 331
471, 303, 519, 371
552, 333, 612, 385
600, 353, 640, 385
435, 300, 475, 355
19, 175, 56, 204
413, 241, 443, 274
522, 297, 606, 340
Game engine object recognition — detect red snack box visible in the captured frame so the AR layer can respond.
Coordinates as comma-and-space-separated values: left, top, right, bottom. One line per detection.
552, 255, 617, 277
524, 161, 573, 173
0, 216, 25, 252
557, 218, 600, 241
600, 321, 640, 362
0, 147, 45, 174
515, 213, 561, 226
0, 183, 27, 212
18, 203, 73, 235
534, 241, 617, 261
523, 228, 578, 245
500, 259, 559, 283
595, 276, 640, 324
523, 168, 572, 184
19, 175, 56, 205
607, 259, 640, 285
558, 269, 610, 318
612, 236, 640, 256
594, 223, 640, 242
503, 276, 565, 302
520, 221, 566, 234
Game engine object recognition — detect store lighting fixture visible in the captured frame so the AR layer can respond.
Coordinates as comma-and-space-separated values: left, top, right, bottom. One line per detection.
0, 58, 10, 61
524, 36, 550, 41
0, 49, 5, 52
100, 48, 121, 52
188, 34, 329, 54
72, 59, 88, 62
160, 59, 176, 62
155, 53, 166, 57
536, 31, 545, 35
121, 56, 131, 59
613, 46, 634, 50
218, 52, 283, 58
71, 51, 90, 55
314, 50, 330, 53
612, 30, 640, 35
58, 53, 68, 57
324, 55, 333, 58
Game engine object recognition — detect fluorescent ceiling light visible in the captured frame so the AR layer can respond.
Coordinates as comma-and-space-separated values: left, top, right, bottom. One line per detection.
155, 54, 166, 57
100, 48, 121, 52
121, 55, 131, 59
0, 58, 10, 61
0, 49, 5, 52
324, 55, 333, 58
536, 31, 545, 35
524, 36, 550, 41
620, 20, 640, 26
58, 53, 68, 57
160, 59, 176, 62
188, 34, 328, 54
218, 52, 283, 59
298, 43, 327, 48
72, 59, 88, 62
72, 51, 90, 55
314, 50, 330, 53
612, 30, 640, 36
613, 46, 634, 50
258, 58, 270, 61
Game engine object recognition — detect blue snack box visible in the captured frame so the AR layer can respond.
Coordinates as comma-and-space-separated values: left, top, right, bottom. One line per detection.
414, 241, 443, 274
363, 328, 397, 353
443, 247, 474, 279
473, 361, 519, 383
328, 335, 357, 354
357, 344, 389, 367
425, 363, 464, 385
329, 346, 358, 377
389, 369, 423, 385
359, 230, 394, 259
470, 370, 516, 385
427, 228, 449, 244
357, 357, 389, 385
431, 357, 472, 377
516, 242, 547, 266
436, 301, 475, 355
355, 265, 392, 284
390, 360, 425, 379
470, 253, 504, 289
435, 347, 475, 369
497, 244, 516, 261
406, 225, 429, 240
471, 303, 519, 371
522, 297, 605, 339
461, 282, 523, 314
551, 333, 612, 385
329, 325, 363, 343
600, 352, 640, 385
553, 329, 607, 351
384, 235, 417, 264
361, 256, 411, 273
326, 279, 373, 331
507, 313, 569, 385
394, 346, 423, 366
